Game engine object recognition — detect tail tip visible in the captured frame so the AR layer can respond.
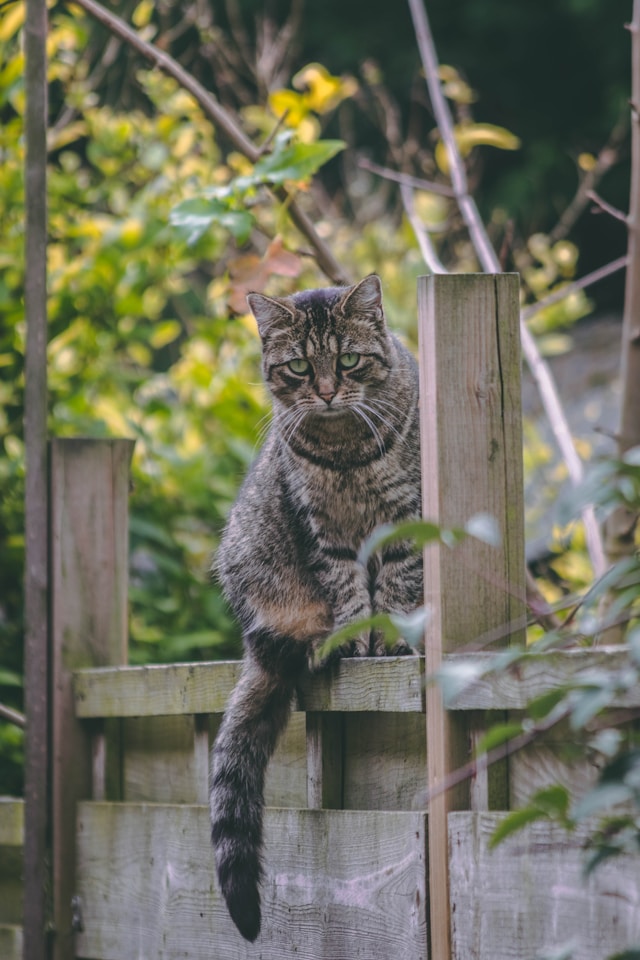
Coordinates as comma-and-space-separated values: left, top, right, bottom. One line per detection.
229, 895, 261, 942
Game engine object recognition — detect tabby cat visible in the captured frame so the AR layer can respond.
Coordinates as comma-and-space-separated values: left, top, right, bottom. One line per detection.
210, 274, 423, 941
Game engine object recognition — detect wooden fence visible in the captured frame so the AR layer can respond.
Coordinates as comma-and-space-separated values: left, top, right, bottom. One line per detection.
4, 275, 640, 959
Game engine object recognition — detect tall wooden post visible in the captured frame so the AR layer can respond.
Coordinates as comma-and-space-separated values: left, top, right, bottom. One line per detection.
50, 438, 133, 960
418, 274, 525, 959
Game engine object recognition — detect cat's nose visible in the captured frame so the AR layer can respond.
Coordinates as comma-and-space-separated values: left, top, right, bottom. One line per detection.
317, 381, 337, 405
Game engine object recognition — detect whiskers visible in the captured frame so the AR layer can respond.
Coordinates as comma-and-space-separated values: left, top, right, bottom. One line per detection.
351, 395, 407, 456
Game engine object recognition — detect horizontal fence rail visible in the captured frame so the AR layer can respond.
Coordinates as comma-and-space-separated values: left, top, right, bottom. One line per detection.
73, 647, 637, 718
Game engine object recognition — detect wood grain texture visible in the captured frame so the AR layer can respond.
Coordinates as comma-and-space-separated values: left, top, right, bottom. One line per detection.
343, 713, 426, 811
444, 646, 638, 709
449, 812, 640, 959
74, 656, 424, 717
50, 438, 133, 959
75, 802, 428, 960
418, 274, 524, 960
72, 647, 639, 719
306, 713, 344, 809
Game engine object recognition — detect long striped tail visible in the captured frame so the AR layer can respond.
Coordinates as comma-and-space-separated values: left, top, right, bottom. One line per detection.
209, 652, 297, 941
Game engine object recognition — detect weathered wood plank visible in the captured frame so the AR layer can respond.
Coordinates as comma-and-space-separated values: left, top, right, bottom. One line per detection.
343, 713, 426, 811
74, 660, 243, 718
445, 646, 638, 710
73, 647, 639, 718
75, 802, 428, 960
449, 812, 640, 959
306, 713, 344, 809
73, 656, 424, 717
418, 273, 524, 960
51, 438, 133, 958
0, 799, 24, 845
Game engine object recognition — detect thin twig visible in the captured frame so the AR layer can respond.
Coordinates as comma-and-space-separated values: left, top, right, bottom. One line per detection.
0, 702, 26, 729
526, 567, 562, 631
67, 0, 351, 285
418, 705, 569, 807
407, 0, 607, 577
549, 125, 626, 244
587, 189, 628, 224
399, 183, 446, 274
359, 156, 455, 198
521, 255, 629, 322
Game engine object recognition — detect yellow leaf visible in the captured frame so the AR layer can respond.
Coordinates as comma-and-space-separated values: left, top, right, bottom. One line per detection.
149, 320, 181, 349
120, 217, 144, 248
551, 240, 578, 275
268, 89, 308, 126
438, 64, 476, 104
293, 62, 358, 114
132, 0, 154, 27
435, 123, 521, 173
0, 2, 25, 41
578, 152, 597, 172
47, 120, 87, 152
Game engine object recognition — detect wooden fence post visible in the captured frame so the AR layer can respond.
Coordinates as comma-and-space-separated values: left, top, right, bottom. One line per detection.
50, 438, 134, 960
417, 274, 525, 959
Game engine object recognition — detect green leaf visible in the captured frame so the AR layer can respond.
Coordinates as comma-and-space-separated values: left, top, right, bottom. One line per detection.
389, 607, 430, 647
489, 807, 548, 848
474, 721, 523, 756
252, 138, 345, 184
527, 686, 569, 721
169, 197, 254, 245
357, 520, 443, 566
568, 684, 615, 731
622, 446, 640, 467
0, 668, 22, 687
465, 512, 501, 546
436, 658, 487, 707
572, 782, 633, 821
490, 786, 571, 848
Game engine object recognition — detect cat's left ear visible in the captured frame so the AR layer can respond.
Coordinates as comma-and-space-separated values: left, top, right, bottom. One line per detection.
339, 274, 384, 324
247, 292, 295, 341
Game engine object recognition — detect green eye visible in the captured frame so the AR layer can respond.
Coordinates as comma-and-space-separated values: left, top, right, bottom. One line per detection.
287, 358, 311, 375
339, 352, 360, 369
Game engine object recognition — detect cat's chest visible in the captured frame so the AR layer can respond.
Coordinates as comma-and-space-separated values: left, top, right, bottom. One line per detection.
295, 461, 400, 543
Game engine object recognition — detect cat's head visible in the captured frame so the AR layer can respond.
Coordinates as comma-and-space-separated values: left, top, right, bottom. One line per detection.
246, 275, 393, 420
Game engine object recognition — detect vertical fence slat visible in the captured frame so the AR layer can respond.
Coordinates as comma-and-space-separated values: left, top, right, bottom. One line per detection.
306, 713, 344, 809
418, 274, 524, 959
51, 438, 133, 960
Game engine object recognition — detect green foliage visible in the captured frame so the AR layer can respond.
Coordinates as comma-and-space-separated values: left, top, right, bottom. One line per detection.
480, 451, 640, 924
0, 6, 352, 786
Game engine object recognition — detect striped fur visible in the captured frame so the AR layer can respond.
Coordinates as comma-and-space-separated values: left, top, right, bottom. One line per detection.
210, 275, 423, 940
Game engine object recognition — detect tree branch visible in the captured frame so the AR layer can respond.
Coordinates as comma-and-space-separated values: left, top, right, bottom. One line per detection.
548, 125, 626, 243
587, 189, 628, 223
399, 183, 447, 274
359, 156, 455, 198
406, 0, 607, 577
0, 701, 26, 729
521, 255, 629, 322
68, 0, 351, 285
601, 0, 640, 640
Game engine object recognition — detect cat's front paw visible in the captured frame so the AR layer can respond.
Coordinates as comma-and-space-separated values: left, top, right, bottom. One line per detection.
370, 629, 415, 657
308, 632, 369, 671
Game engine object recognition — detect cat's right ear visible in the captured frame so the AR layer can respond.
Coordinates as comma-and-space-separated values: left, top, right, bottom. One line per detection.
246, 293, 295, 341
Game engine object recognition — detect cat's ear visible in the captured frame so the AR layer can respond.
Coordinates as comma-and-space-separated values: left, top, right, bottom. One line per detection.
247, 293, 295, 340
339, 274, 384, 322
